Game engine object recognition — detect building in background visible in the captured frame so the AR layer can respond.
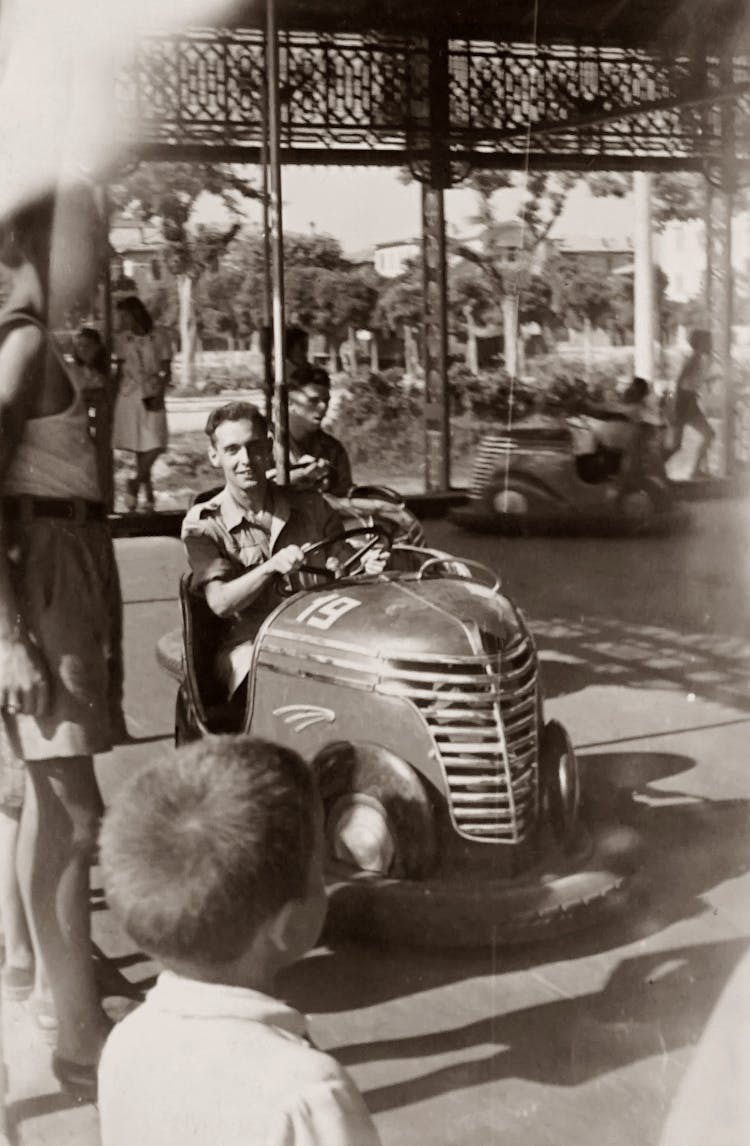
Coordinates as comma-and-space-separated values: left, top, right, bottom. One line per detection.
110, 215, 166, 296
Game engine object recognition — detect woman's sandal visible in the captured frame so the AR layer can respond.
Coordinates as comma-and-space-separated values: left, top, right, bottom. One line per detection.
51, 1053, 98, 1103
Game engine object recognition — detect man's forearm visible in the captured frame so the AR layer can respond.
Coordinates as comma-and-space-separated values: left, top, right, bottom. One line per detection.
205, 558, 281, 618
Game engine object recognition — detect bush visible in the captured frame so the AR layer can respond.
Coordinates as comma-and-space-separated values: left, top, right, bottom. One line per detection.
330, 371, 423, 470
173, 354, 264, 396
448, 364, 536, 422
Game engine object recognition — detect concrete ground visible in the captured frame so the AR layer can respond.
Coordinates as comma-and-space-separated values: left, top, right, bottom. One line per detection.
3, 494, 750, 1145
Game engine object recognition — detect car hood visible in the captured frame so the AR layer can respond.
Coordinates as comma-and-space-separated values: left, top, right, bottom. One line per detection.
268, 575, 522, 658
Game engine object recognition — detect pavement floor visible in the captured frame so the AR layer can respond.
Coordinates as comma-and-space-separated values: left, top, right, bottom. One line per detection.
2, 493, 749, 1145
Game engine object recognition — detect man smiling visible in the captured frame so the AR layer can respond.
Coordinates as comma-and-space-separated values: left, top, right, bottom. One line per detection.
181, 402, 345, 695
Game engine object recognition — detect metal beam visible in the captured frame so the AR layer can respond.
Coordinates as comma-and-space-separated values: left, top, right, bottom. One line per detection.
266, 0, 290, 484
136, 143, 750, 174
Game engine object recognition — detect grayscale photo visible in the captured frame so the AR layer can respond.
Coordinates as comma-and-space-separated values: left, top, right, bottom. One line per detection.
0, 1, 748, 1143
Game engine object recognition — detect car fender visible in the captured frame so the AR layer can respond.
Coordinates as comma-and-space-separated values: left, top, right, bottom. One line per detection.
313, 740, 439, 878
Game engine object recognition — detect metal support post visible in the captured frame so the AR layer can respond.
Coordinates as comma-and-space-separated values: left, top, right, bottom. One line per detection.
266, 0, 289, 483
421, 185, 451, 494
420, 37, 451, 494
707, 49, 736, 476
633, 171, 655, 382
260, 65, 273, 427
98, 182, 115, 510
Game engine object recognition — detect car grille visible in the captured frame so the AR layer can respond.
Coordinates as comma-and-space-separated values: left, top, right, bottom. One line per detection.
382, 630, 539, 843
470, 438, 517, 496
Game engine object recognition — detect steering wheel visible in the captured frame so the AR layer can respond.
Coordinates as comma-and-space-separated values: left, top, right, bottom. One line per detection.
279, 524, 394, 595
347, 483, 405, 507
415, 555, 501, 592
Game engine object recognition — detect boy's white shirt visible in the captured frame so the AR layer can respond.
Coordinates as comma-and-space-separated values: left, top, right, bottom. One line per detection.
98, 970, 381, 1146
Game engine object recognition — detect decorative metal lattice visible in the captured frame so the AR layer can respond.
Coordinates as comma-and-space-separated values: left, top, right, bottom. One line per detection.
117, 29, 749, 176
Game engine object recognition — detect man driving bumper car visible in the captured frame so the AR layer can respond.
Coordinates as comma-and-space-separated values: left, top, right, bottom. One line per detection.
180, 402, 385, 697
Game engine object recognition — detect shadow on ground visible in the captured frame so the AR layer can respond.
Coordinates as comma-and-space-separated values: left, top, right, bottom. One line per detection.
281, 751, 749, 1037
536, 614, 750, 714
345, 936, 748, 1113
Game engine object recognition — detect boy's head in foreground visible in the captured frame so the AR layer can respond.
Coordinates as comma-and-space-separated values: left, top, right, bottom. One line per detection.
100, 736, 327, 988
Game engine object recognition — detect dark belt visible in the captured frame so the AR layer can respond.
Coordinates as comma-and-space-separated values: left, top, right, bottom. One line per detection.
2, 496, 107, 523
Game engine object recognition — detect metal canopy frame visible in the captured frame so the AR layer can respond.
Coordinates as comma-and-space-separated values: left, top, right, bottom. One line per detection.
120, 29, 749, 177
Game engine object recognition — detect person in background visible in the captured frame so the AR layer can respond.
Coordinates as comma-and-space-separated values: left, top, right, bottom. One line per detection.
98, 735, 382, 1146
0, 188, 119, 1099
71, 325, 130, 744
111, 295, 171, 512
288, 367, 352, 496
667, 328, 717, 478
285, 324, 311, 388
72, 326, 114, 508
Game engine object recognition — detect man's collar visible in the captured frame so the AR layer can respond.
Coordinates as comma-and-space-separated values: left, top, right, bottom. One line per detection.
216, 483, 291, 543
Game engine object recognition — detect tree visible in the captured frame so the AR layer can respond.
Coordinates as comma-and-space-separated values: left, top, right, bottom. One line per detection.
587, 172, 750, 226
371, 257, 424, 335
453, 171, 579, 373
109, 162, 258, 387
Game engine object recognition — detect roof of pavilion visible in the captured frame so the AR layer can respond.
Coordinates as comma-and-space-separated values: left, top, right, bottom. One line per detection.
226, 0, 748, 53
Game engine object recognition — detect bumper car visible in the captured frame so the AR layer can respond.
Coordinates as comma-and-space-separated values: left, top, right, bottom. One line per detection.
451, 412, 685, 534
156, 530, 638, 948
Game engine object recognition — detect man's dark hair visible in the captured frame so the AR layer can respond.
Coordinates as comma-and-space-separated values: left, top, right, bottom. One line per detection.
204, 401, 267, 445
99, 736, 318, 966
285, 325, 309, 357
288, 365, 331, 396
116, 295, 154, 336
75, 327, 109, 374
623, 376, 649, 404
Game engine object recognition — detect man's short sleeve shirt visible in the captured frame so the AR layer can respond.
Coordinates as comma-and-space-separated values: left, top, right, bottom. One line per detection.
181, 484, 342, 596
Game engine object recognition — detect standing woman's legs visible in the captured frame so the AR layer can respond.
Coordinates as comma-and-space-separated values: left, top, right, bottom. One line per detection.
0, 807, 33, 985
17, 758, 110, 1065
135, 448, 161, 510
124, 456, 139, 512
691, 408, 715, 476
0, 804, 53, 1016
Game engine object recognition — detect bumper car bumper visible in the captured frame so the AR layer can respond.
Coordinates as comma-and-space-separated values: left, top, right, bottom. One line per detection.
324, 819, 640, 948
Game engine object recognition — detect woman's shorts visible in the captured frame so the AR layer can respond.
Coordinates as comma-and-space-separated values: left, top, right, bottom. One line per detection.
4, 517, 117, 762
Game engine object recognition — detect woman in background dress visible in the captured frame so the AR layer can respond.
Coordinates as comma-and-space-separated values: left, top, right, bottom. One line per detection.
111, 296, 171, 512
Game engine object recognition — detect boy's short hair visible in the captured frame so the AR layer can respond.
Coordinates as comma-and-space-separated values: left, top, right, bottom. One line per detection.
205, 402, 267, 445
99, 736, 318, 967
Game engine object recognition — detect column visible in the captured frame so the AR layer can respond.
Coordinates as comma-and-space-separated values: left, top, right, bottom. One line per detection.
421, 184, 450, 492
706, 50, 735, 477
633, 171, 655, 382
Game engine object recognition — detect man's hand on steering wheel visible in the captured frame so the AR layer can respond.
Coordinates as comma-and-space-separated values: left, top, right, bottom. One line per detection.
269, 544, 306, 576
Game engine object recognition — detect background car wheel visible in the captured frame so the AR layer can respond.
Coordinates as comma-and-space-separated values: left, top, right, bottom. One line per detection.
313, 743, 438, 879
490, 487, 529, 516
620, 488, 655, 528
539, 719, 580, 846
